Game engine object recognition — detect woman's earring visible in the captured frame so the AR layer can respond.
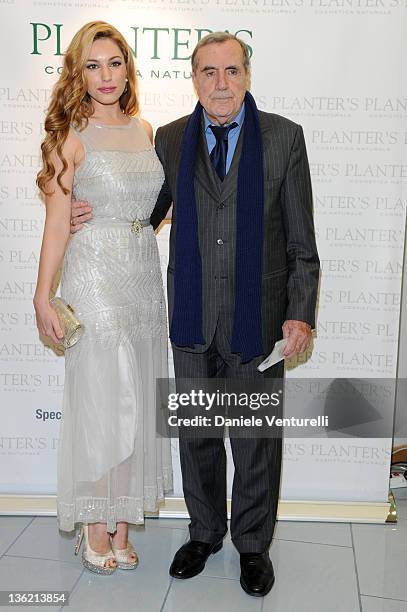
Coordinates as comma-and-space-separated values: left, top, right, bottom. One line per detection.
123, 78, 128, 95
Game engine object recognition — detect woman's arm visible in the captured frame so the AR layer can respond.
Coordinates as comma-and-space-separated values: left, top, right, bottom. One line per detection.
34, 129, 82, 344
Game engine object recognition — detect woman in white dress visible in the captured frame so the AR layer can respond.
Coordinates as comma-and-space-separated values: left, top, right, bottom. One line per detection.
34, 21, 173, 574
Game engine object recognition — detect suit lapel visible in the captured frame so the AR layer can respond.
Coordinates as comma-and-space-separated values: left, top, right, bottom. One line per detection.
195, 120, 245, 203
219, 125, 244, 203
194, 121, 221, 201
173, 115, 245, 203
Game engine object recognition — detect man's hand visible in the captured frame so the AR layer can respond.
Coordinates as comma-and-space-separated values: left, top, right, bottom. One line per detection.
70, 199, 93, 234
282, 320, 312, 359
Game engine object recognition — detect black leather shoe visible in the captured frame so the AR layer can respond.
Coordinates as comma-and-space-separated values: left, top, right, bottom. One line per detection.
169, 540, 223, 579
240, 552, 275, 597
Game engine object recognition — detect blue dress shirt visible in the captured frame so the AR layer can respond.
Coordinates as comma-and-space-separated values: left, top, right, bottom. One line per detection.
203, 103, 245, 174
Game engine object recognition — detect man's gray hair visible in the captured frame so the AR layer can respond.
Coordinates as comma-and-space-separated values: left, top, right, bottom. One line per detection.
191, 32, 251, 73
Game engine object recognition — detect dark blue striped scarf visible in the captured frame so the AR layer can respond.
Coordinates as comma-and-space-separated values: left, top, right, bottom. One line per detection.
170, 91, 264, 363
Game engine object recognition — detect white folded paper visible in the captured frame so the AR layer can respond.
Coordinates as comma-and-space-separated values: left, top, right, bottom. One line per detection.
257, 339, 288, 372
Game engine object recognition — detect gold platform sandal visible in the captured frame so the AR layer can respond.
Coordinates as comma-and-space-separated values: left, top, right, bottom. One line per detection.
74, 525, 117, 575
110, 538, 139, 570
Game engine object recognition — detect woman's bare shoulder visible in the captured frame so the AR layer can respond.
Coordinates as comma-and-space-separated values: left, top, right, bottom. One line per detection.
66, 126, 85, 167
139, 118, 154, 144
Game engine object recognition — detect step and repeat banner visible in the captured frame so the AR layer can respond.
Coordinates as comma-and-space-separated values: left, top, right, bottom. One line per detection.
1, 2, 406, 509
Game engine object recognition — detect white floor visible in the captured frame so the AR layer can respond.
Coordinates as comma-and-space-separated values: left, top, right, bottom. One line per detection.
0, 488, 406, 612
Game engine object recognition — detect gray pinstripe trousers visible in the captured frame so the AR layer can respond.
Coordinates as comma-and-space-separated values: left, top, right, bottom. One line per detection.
172, 313, 283, 554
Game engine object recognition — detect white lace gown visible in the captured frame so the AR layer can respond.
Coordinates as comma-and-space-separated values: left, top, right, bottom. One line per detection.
58, 117, 173, 532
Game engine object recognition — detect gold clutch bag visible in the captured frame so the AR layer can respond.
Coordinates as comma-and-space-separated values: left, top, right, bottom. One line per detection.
50, 297, 84, 349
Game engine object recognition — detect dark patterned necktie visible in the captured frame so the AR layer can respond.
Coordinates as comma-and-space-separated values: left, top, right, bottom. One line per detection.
209, 122, 238, 181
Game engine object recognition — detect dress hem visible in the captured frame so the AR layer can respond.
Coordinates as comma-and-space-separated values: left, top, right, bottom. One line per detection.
57, 486, 174, 533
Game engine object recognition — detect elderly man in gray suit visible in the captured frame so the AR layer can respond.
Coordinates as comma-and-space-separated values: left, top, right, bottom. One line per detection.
72, 32, 319, 597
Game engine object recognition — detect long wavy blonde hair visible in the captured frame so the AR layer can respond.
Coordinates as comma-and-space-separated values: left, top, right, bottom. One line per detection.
37, 21, 139, 195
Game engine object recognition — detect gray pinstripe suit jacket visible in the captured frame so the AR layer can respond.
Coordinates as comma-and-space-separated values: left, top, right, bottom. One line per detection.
152, 109, 320, 356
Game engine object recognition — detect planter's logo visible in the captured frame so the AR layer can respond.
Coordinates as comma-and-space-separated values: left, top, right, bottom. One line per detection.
31, 23, 64, 57
30, 23, 253, 77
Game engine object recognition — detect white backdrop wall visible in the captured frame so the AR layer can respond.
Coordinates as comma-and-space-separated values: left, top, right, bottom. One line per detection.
1, 3, 406, 510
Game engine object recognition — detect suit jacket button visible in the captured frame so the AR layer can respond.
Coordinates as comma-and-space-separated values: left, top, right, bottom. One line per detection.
217, 238, 224, 245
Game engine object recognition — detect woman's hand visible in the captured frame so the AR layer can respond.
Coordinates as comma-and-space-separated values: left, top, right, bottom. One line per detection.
34, 297, 64, 345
